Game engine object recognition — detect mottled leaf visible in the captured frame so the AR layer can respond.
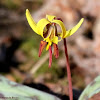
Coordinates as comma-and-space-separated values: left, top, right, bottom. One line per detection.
79, 76, 100, 100
0, 75, 61, 100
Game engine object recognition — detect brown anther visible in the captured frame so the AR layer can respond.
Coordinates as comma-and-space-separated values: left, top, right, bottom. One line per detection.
38, 41, 47, 57
53, 43, 59, 58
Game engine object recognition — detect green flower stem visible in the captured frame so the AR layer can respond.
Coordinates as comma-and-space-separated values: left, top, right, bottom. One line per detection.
63, 38, 73, 100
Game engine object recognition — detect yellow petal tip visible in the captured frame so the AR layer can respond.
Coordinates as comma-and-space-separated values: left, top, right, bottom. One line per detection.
64, 18, 84, 38
46, 15, 56, 21
82, 18, 84, 20
26, 9, 29, 13
25, 9, 37, 33
81, 18, 84, 22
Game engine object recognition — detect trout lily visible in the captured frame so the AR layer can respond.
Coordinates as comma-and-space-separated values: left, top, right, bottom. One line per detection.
26, 9, 84, 68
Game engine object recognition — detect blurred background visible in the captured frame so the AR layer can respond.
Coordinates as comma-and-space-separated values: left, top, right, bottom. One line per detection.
0, 0, 100, 98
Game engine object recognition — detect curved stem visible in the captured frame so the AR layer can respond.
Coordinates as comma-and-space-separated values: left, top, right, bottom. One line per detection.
63, 38, 73, 100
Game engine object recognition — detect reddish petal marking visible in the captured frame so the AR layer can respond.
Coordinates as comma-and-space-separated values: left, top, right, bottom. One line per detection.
57, 18, 63, 22
53, 43, 59, 58
49, 46, 52, 68
38, 41, 47, 57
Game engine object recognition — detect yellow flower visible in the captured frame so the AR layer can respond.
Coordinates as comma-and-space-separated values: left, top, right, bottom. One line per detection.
26, 9, 84, 50
26, 9, 84, 67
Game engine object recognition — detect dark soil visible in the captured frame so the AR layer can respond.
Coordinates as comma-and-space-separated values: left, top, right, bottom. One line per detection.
23, 79, 82, 100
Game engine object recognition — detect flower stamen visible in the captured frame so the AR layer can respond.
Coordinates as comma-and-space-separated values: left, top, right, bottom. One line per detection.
53, 43, 59, 58
38, 41, 47, 57
49, 46, 52, 68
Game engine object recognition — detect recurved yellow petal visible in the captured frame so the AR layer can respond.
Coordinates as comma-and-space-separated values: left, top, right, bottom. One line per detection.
26, 9, 37, 33
51, 20, 66, 38
37, 18, 50, 37
64, 18, 84, 38
46, 15, 56, 21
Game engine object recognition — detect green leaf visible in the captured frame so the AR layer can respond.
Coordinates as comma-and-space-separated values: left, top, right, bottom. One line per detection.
79, 76, 100, 100
0, 75, 61, 100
